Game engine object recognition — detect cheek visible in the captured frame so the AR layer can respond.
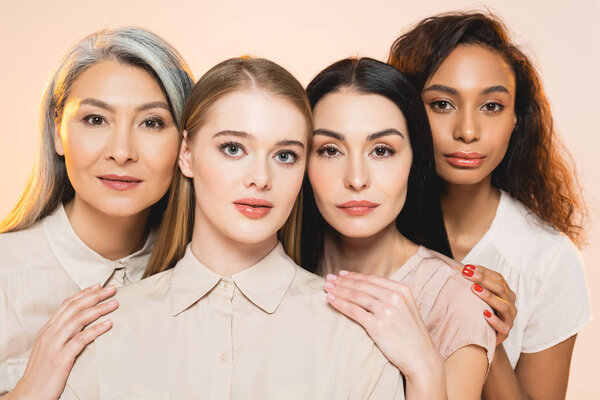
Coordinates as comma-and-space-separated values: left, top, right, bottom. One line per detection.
375, 153, 412, 202
274, 163, 305, 208
61, 124, 104, 170
308, 157, 340, 205
143, 132, 180, 178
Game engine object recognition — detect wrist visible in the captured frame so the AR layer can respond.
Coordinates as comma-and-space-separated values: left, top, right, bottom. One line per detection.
403, 352, 446, 396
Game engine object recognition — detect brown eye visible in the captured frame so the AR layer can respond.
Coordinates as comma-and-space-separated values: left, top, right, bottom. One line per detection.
482, 102, 504, 113
84, 115, 106, 126
141, 118, 164, 129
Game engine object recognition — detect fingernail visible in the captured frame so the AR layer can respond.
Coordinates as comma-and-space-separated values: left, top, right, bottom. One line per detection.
106, 300, 118, 306
326, 274, 337, 281
339, 270, 349, 276
90, 283, 101, 290
102, 319, 112, 326
484, 310, 492, 318
473, 284, 484, 293
326, 293, 335, 301
462, 267, 474, 277
324, 282, 335, 289
464, 264, 476, 270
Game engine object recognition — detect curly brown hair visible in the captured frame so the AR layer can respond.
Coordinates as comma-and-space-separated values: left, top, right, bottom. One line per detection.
388, 12, 586, 247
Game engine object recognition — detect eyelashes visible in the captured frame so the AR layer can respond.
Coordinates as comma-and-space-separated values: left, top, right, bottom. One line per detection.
428, 100, 505, 114
218, 141, 301, 165
315, 144, 396, 159
81, 114, 166, 129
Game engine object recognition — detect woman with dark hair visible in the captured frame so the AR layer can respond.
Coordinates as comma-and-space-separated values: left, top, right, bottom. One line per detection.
388, 12, 590, 399
301, 57, 495, 399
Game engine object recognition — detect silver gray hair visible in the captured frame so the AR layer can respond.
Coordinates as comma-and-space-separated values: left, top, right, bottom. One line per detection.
1, 26, 194, 232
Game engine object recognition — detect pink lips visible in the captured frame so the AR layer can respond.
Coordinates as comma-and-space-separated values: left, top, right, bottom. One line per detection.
336, 200, 380, 216
97, 174, 142, 190
444, 151, 486, 168
233, 198, 274, 219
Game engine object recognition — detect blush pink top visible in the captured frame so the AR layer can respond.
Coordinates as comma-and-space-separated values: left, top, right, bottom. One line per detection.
389, 246, 496, 364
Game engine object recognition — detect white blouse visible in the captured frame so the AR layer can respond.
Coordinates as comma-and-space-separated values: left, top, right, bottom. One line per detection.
0, 205, 154, 394
462, 191, 592, 368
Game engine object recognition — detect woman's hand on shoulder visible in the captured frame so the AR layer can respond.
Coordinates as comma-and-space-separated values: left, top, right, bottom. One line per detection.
323, 271, 446, 399
461, 264, 517, 346
7, 284, 118, 400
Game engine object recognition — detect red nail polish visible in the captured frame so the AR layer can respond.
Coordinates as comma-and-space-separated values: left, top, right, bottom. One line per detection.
474, 284, 484, 293
462, 267, 474, 277
484, 310, 492, 318
464, 264, 476, 270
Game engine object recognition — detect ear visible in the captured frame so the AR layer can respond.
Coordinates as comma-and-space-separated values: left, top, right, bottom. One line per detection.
54, 122, 65, 156
513, 114, 518, 128
178, 130, 194, 178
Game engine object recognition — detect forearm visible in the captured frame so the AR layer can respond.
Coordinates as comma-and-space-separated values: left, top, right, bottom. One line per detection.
482, 345, 529, 400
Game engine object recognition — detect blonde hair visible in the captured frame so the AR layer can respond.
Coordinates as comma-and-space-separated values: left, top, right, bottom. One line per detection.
0, 27, 194, 233
144, 57, 311, 276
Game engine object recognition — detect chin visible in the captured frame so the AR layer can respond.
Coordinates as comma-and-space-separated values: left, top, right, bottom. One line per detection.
438, 169, 490, 186
93, 199, 153, 219
331, 221, 386, 239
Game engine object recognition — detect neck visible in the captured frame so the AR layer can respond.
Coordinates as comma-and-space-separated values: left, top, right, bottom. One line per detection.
65, 197, 150, 261
190, 209, 277, 277
321, 222, 414, 277
440, 176, 501, 260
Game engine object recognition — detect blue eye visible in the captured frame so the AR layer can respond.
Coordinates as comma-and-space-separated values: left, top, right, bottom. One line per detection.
219, 142, 246, 158
275, 151, 298, 164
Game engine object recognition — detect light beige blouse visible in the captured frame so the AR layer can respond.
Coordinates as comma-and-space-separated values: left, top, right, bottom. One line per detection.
0, 205, 154, 395
390, 246, 496, 364
61, 243, 404, 400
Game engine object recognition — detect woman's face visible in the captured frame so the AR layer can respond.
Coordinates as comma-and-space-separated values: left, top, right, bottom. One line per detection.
55, 60, 179, 218
421, 44, 517, 186
308, 90, 412, 238
179, 89, 307, 245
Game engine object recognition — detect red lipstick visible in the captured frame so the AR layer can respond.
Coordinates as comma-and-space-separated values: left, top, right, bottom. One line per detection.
97, 174, 142, 191
233, 198, 273, 219
444, 151, 486, 168
336, 200, 380, 216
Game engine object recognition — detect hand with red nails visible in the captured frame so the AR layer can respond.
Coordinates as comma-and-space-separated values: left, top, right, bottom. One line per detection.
5, 284, 118, 400
461, 264, 517, 346
324, 271, 446, 399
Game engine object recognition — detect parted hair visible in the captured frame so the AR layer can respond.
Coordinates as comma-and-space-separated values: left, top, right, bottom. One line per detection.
144, 57, 312, 276
0, 27, 194, 236
388, 12, 587, 249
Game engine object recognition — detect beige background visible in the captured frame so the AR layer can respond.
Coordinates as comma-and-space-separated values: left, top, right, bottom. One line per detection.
0, 0, 598, 397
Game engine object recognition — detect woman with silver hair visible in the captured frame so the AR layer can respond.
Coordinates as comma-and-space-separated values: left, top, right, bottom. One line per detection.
0, 27, 194, 399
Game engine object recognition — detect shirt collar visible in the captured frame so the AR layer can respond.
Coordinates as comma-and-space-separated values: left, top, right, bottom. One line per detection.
43, 204, 155, 290
170, 242, 297, 316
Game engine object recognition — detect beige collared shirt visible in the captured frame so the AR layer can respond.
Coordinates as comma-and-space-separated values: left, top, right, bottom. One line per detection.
61, 243, 404, 400
0, 205, 154, 394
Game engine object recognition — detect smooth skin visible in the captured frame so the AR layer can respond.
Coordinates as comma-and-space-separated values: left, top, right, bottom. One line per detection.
178, 88, 307, 274
422, 44, 575, 399
6, 61, 181, 400
309, 89, 489, 400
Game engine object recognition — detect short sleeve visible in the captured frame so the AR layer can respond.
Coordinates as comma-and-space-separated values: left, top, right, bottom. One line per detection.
428, 273, 497, 364
521, 237, 592, 353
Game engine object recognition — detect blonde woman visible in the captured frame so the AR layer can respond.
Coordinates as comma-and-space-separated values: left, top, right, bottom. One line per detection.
0, 27, 193, 400
61, 57, 403, 399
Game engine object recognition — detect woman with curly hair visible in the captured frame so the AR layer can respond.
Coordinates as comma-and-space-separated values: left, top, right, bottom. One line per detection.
388, 12, 590, 399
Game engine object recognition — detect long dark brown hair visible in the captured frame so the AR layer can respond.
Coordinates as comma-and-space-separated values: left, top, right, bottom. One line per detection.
388, 12, 586, 248
301, 57, 448, 271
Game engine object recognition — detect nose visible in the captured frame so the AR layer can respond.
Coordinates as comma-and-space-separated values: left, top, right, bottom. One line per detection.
343, 153, 370, 191
104, 122, 138, 164
243, 155, 272, 191
453, 108, 480, 143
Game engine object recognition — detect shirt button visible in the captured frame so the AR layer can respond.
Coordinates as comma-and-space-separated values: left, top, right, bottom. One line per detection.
218, 353, 228, 362
222, 281, 231, 291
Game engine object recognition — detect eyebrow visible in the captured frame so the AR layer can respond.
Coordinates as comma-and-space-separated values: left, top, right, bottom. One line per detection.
367, 129, 404, 140
423, 84, 511, 96
79, 98, 171, 112
313, 128, 404, 141
213, 130, 305, 148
